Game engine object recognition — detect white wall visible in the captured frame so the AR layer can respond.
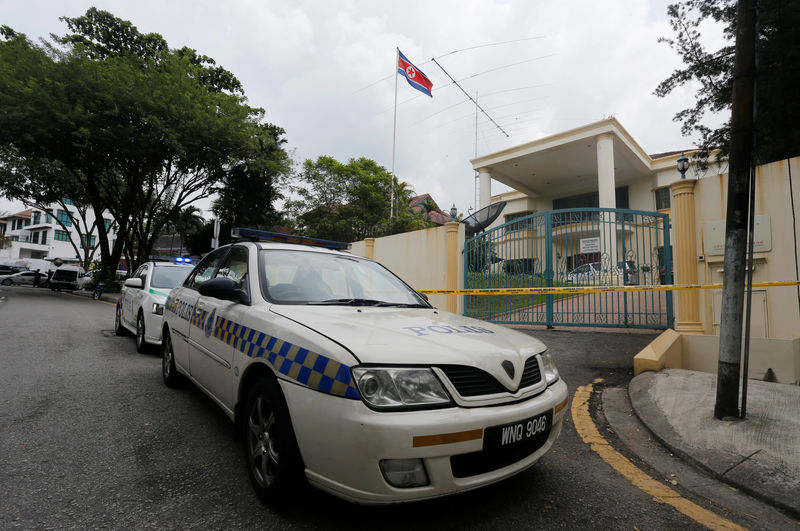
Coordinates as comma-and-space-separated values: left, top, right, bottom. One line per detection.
351, 224, 465, 313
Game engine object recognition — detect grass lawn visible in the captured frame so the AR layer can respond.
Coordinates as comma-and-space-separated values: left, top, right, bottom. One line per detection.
464, 273, 575, 319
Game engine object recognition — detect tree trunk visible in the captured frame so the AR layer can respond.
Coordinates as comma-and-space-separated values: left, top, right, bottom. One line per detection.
715, 0, 757, 419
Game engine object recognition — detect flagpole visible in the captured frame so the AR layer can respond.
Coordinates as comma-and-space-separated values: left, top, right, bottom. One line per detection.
390, 47, 399, 219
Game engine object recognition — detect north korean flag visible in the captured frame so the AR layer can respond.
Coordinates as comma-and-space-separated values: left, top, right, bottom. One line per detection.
397, 50, 433, 97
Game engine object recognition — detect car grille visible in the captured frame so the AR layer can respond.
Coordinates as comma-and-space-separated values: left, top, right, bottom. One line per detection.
436, 355, 542, 397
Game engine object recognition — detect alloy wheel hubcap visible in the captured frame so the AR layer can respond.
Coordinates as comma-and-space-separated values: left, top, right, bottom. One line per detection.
163, 339, 172, 377
248, 395, 279, 488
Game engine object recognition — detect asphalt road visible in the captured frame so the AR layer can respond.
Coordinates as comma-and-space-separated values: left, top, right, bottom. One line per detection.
0, 286, 740, 529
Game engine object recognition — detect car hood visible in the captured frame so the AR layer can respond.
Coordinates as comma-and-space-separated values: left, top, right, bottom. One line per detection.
269, 305, 547, 390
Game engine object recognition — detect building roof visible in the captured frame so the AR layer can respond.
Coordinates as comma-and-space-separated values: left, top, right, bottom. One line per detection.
649, 150, 686, 160
1, 208, 32, 220
409, 194, 453, 225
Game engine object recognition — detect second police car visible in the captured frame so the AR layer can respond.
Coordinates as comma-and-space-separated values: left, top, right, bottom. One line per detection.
162, 229, 568, 504
116, 260, 194, 352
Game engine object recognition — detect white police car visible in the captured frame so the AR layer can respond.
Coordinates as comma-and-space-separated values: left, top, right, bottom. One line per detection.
162, 228, 568, 505
116, 260, 193, 352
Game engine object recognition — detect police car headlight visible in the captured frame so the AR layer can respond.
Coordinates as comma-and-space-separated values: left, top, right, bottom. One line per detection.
152, 303, 164, 315
352, 367, 451, 409
539, 351, 560, 385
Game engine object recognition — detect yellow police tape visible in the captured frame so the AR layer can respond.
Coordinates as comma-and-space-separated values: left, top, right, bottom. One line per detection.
419, 280, 800, 296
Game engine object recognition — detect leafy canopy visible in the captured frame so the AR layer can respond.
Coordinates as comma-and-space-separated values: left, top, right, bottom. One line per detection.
0, 9, 286, 276
287, 156, 432, 242
655, 0, 800, 164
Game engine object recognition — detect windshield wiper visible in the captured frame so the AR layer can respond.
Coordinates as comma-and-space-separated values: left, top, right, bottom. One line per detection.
306, 298, 427, 307
306, 298, 384, 306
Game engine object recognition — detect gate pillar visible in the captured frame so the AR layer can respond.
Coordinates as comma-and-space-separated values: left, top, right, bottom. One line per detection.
364, 238, 375, 259
670, 179, 705, 333
445, 222, 460, 313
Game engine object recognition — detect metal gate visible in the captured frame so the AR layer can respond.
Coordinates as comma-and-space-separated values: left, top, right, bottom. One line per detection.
464, 208, 673, 329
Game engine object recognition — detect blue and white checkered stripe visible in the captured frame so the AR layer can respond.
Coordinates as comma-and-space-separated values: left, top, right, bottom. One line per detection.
190, 310, 359, 399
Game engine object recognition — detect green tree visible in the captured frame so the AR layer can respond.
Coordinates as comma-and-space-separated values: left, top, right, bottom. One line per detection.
172, 206, 206, 255
287, 156, 431, 242
0, 9, 270, 278
212, 123, 290, 230
655, 0, 800, 164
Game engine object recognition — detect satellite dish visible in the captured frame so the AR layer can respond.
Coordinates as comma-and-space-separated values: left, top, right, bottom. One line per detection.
461, 201, 506, 236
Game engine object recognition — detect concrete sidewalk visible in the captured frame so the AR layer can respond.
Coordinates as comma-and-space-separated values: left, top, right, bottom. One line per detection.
629, 368, 800, 518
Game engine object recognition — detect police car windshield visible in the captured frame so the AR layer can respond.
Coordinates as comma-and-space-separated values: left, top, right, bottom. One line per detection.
151, 266, 192, 289
260, 249, 429, 307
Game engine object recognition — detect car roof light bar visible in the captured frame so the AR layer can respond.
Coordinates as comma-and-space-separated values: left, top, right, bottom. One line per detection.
149, 255, 193, 264
231, 228, 352, 251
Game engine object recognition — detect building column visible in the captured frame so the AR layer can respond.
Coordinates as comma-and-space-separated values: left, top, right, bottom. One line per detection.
445, 222, 460, 313
596, 134, 617, 271
596, 134, 616, 208
364, 238, 375, 259
478, 167, 492, 211
670, 179, 704, 333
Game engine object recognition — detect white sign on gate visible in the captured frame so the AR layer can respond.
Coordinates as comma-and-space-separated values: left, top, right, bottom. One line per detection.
580, 237, 601, 254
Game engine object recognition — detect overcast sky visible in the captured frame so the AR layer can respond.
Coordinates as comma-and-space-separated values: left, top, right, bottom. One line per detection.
1, 0, 725, 218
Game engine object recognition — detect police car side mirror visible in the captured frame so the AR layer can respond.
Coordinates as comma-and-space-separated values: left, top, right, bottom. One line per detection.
199, 277, 250, 305
417, 291, 429, 302
124, 278, 143, 289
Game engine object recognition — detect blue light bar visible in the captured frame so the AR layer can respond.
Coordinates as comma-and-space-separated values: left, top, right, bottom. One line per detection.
231, 228, 351, 251
149, 255, 194, 264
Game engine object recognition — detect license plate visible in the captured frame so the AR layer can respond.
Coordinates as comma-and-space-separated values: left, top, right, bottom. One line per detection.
484, 410, 553, 450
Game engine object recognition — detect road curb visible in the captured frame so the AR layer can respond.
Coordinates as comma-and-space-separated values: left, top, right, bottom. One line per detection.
628, 371, 800, 519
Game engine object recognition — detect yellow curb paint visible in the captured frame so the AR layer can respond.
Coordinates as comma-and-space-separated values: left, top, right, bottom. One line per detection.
420, 279, 800, 296
571, 384, 745, 531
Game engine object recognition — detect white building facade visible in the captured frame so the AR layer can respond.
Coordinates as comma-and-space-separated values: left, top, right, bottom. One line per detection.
0, 200, 116, 269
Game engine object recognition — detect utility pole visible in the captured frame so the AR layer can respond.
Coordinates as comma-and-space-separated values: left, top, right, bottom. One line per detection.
715, 0, 757, 419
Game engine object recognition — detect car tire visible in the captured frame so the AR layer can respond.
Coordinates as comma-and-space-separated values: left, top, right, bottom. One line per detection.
115, 305, 127, 336
162, 329, 181, 388
243, 378, 304, 504
1, 279, 11, 286
135, 311, 149, 353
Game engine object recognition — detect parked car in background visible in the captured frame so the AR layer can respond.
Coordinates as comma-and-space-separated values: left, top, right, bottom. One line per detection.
659, 265, 674, 285
566, 261, 638, 285
77, 270, 97, 290
0, 265, 28, 276
116, 261, 194, 352
0, 270, 40, 286
617, 260, 639, 285
49, 265, 85, 291
566, 262, 600, 283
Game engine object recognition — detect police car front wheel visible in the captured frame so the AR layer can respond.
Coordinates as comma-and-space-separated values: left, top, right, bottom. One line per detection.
136, 312, 148, 353
115, 306, 127, 336
243, 378, 304, 503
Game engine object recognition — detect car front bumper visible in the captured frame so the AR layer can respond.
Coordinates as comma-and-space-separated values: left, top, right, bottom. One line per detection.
143, 311, 166, 345
280, 377, 569, 504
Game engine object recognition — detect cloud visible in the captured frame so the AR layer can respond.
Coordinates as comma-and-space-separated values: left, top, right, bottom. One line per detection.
0, 0, 727, 218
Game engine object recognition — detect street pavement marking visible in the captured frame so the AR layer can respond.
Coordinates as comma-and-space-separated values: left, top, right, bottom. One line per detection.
571, 384, 745, 531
